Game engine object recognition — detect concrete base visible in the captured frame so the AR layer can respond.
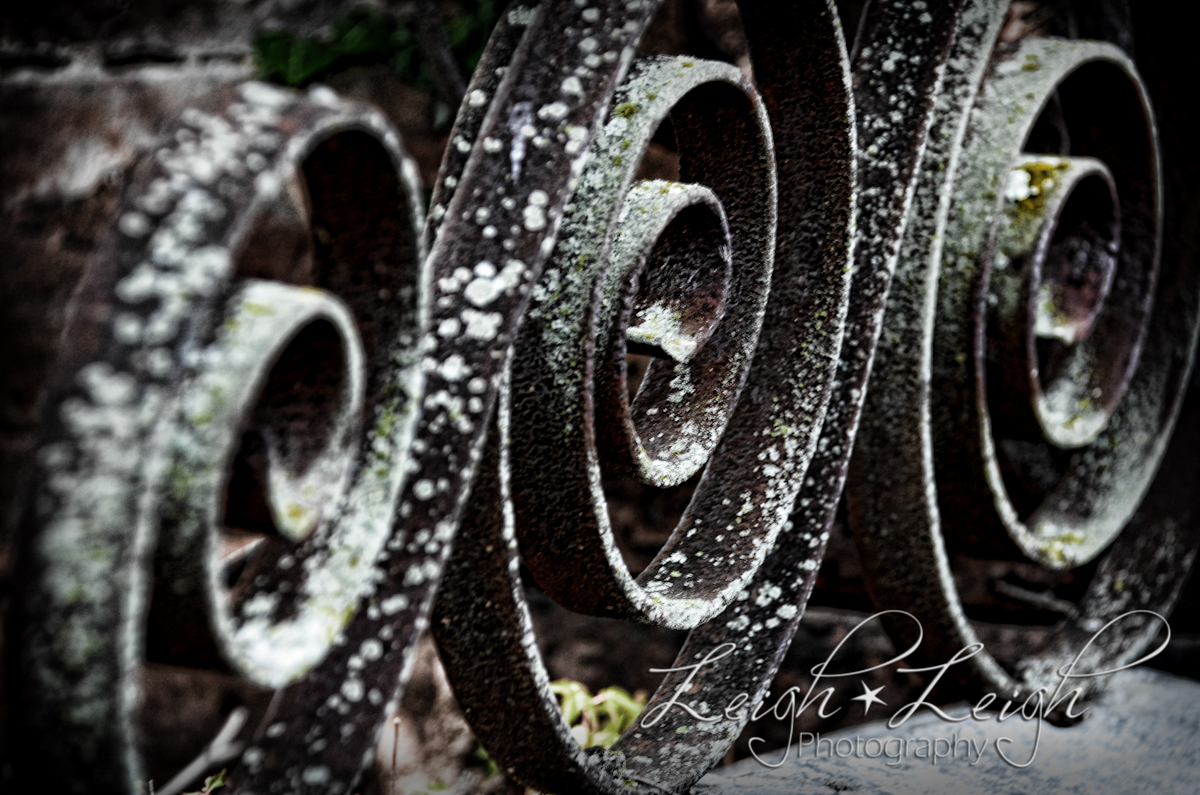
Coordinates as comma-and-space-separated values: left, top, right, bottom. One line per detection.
696, 668, 1200, 795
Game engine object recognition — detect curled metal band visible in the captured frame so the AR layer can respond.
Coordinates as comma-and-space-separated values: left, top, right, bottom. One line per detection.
12, 1, 665, 792
849, 17, 1198, 695
10, 1, 1198, 793
9, 82, 428, 793
158, 279, 370, 687
233, 3, 663, 793
431, 0, 978, 792
509, 54, 781, 628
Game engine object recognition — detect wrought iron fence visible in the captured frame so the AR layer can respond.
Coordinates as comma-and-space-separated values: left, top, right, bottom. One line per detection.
2, 0, 1198, 793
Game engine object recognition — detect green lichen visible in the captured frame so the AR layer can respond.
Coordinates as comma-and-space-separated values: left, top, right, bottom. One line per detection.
1037, 529, 1087, 564
242, 302, 276, 317
614, 102, 640, 119
1011, 159, 1069, 216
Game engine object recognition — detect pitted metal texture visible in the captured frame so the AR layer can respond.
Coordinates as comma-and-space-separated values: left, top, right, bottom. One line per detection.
4, 2, 1198, 794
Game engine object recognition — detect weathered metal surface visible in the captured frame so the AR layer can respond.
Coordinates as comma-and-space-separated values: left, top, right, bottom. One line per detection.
232, 3, 666, 793
0, 61, 255, 569
507, 53, 779, 627
848, 18, 1198, 697
8, 82, 427, 793
988, 154, 1126, 450
3, 1, 1198, 793
432, 0, 983, 791
154, 279, 370, 686
657, 0, 981, 774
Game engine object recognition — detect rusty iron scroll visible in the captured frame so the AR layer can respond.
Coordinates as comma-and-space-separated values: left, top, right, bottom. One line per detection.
432, 0, 972, 793
6, 1, 1199, 793
848, 20, 1199, 696
10, 2, 664, 793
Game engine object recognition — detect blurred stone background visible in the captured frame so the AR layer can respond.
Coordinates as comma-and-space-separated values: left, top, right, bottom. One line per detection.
1, 1, 1197, 793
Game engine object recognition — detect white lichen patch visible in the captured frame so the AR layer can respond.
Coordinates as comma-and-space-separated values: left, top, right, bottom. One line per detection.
626, 303, 699, 362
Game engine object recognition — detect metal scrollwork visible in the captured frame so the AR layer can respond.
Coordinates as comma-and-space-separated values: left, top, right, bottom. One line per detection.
6, 0, 1199, 793
10, 82, 427, 792
849, 7, 1199, 696
429, 0, 951, 791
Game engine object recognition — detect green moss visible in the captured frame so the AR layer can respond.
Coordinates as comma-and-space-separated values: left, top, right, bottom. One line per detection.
614, 102, 640, 119
1009, 160, 1071, 244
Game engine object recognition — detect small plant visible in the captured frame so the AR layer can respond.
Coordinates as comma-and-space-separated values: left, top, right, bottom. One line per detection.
184, 769, 226, 795
550, 680, 647, 749
471, 680, 647, 794
253, 3, 500, 89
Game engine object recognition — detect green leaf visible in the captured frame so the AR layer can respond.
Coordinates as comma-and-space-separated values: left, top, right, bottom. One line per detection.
183, 768, 226, 795
251, 3, 503, 90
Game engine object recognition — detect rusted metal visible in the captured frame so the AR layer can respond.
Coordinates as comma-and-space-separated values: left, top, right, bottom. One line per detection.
2, 1, 1197, 793
988, 154, 1126, 449
233, 3, 666, 793
505, 53, 779, 628
8, 82, 427, 793
848, 18, 1198, 697
431, 0, 979, 791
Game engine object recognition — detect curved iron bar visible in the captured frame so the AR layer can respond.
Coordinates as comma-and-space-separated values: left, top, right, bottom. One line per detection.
432, 0, 974, 792
8, 82, 427, 793
5, 1, 1197, 793
849, 12, 1198, 697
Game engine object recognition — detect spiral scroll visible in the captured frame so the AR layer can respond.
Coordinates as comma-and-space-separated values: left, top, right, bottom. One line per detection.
848, 7, 1199, 696
6, 1, 1199, 793
7, 81, 431, 792
429, 0, 978, 792
12, 2, 676, 793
